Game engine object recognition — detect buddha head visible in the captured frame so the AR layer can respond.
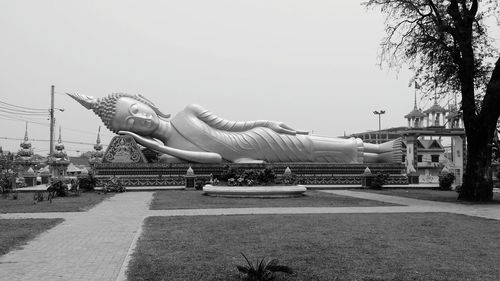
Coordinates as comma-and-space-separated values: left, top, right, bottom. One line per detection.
67, 93, 171, 135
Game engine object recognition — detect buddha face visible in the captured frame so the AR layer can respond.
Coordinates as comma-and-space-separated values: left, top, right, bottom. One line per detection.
111, 97, 161, 135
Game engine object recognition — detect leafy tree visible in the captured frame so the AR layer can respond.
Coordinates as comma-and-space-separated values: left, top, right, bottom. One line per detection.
365, 0, 500, 201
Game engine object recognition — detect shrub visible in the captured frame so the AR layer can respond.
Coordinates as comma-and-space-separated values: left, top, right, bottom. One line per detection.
236, 253, 293, 281
220, 165, 239, 182
370, 173, 388, 190
257, 167, 276, 185
280, 173, 298, 185
195, 180, 205, 190
47, 180, 68, 197
78, 174, 97, 191
438, 172, 455, 190
219, 166, 277, 186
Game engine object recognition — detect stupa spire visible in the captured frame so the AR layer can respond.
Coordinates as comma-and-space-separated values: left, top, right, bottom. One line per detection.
90, 126, 104, 164
53, 126, 67, 159
18, 122, 33, 158
24, 122, 29, 141
58, 126, 62, 143
413, 84, 418, 109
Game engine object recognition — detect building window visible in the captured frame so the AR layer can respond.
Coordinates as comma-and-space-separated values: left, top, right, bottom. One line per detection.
431, 155, 439, 162
417, 155, 422, 162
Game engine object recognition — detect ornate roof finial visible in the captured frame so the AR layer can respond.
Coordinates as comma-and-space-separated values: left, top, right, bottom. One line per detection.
94, 126, 103, 151
413, 84, 418, 109
58, 126, 62, 144
24, 122, 29, 141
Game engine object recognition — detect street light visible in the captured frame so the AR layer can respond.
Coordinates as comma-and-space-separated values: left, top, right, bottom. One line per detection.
373, 110, 386, 144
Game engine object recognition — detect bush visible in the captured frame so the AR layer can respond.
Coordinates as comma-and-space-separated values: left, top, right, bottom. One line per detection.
257, 167, 276, 185
47, 180, 68, 197
439, 172, 455, 190
279, 173, 298, 185
195, 180, 205, 190
370, 173, 388, 190
236, 253, 293, 281
219, 166, 277, 186
78, 174, 97, 191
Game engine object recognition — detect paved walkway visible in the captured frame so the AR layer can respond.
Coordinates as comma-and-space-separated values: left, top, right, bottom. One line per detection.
1, 190, 500, 281
0, 192, 153, 281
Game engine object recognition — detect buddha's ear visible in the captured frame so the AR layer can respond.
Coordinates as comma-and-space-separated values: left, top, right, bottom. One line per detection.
136, 93, 171, 119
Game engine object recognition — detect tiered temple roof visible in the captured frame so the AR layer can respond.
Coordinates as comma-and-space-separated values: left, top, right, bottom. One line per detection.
53, 126, 68, 160
90, 126, 104, 164
17, 123, 34, 160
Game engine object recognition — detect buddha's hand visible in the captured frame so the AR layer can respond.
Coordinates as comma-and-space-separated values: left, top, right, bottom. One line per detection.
118, 131, 163, 149
267, 121, 309, 135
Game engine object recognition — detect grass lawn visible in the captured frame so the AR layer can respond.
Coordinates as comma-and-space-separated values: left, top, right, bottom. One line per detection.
150, 190, 399, 210
0, 218, 63, 256
128, 213, 500, 281
0, 192, 113, 213
356, 189, 500, 204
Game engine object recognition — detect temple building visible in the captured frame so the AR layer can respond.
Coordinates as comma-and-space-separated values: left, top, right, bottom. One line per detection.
48, 126, 70, 177
350, 97, 465, 184
12, 123, 40, 186
89, 127, 105, 165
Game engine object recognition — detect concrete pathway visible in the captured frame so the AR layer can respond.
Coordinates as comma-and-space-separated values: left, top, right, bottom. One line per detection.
1, 189, 500, 281
0, 192, 153, 281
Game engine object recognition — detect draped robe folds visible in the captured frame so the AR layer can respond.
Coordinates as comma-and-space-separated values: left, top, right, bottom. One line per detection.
170, 105, 365, 163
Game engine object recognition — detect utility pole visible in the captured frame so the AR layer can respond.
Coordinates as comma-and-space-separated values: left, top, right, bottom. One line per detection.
49, 85, 55, 157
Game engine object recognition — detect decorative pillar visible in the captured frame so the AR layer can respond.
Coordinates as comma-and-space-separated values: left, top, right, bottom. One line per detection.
405, 135, 418, 174
452, 136, 465, 185
185, 166, 196, 188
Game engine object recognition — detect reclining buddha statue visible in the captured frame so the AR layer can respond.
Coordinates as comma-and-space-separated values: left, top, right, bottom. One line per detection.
68, 93, 402, 164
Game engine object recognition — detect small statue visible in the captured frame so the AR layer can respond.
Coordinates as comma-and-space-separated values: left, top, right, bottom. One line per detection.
68, 93, 402, 164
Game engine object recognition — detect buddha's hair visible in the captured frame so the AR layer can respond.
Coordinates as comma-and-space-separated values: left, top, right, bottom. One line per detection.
92, 93, 170, 133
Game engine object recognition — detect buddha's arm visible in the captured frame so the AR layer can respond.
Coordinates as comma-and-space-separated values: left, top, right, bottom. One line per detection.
187, 104, 308, 135
118, 131, 222, 163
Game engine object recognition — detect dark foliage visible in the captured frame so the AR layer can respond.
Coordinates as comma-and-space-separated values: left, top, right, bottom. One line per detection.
370, 173, 389, 190
47, 180, 68, 198
236, 253, 294, 281
439, 172, 456, 190
102, 176, 125, 193
219, 166, 277, 186
78, 174, 97, 191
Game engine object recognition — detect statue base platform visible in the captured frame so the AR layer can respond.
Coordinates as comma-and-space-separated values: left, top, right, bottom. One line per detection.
92, 162, 408, 187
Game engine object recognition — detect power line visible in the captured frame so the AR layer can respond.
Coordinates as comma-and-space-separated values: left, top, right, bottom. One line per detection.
0, 105, 47, 114
0, 136, 106, 146
0, 99, 48, 111
0, 114, 50, 126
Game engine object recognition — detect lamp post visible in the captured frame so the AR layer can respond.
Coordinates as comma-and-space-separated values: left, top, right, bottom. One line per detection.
373, 110, 386, 144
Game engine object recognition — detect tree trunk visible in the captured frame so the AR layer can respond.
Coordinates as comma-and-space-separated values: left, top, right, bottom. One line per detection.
459, 130, 494, 201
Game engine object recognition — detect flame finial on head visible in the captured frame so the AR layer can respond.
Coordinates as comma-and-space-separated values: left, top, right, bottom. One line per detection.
67, 92, 171, 133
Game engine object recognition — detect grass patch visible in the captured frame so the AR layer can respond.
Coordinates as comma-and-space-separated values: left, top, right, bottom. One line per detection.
0, 192, 114, 213
0, 218, 63, 256
128, 213, 500, 281
150, 190, 398, 210
356, 189, 500, 204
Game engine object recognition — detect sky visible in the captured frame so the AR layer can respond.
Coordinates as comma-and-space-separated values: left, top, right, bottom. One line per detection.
0, 1, 497, 156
